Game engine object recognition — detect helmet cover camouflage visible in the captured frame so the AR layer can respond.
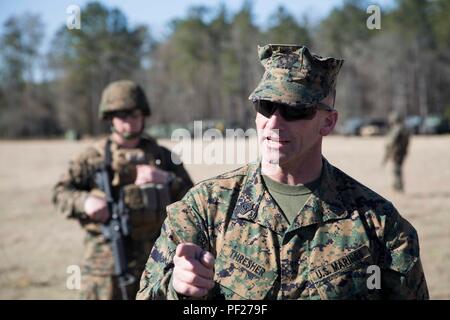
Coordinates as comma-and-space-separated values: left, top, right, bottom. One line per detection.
249, 44, 344, 109
99, 80, 151, 120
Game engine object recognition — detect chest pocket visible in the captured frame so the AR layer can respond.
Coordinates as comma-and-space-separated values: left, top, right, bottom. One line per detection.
123, 183, 171, 213
123, 183, 170, 241
214, 244, 278, 300
310, 245, 380, 300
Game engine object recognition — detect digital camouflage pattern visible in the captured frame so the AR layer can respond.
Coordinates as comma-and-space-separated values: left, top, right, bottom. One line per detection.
249, 44, 344, 108
52, 134, 193, 299
99, 80, 151, 119
385, 112, 410, 164
384, 111, 410, 191
137, 159, 429, 300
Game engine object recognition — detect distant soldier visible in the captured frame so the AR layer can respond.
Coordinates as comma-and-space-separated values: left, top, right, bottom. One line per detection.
52, 80, 193, 300
383, 111, 410, 192
137, 44, 428, 300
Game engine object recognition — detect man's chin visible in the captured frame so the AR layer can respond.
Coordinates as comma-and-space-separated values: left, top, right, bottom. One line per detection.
121, 131, 141, 140
261, 152, 288, 166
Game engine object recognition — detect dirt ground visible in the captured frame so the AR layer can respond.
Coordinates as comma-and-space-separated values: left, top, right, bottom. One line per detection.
0, 136, 449, 299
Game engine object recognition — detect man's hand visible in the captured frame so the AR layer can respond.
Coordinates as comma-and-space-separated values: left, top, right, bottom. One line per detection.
84, 195, 110, 223
172, 243, 215, 298
135, 164, 169, 185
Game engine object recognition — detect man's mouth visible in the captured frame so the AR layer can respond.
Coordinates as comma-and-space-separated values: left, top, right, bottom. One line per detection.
266, 136, 289, 143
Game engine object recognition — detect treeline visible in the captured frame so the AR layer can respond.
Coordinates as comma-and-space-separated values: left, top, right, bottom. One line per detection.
1, 0, 450, 138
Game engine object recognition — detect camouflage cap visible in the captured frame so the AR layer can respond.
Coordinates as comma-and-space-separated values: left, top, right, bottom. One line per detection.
249, 44, 344, 109
99, 80, 151, 120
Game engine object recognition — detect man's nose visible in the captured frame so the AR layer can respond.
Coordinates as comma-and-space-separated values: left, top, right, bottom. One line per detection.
121, 121, 132, 129
267, 108, 285, 126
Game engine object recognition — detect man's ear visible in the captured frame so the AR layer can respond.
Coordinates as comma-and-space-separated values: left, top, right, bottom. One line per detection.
319, 111, 338, 136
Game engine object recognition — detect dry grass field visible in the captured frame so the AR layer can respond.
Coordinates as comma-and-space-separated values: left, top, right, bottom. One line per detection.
0, 135, 449, 299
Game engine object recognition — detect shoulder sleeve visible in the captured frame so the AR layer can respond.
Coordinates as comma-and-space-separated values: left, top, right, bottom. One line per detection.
136, 188, 210, 300
380, 204, 429, 299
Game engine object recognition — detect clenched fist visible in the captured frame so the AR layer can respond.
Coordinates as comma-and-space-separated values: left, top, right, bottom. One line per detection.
172, 243, 215, 297
83, 195, 110, 223
135, 164, 169, 185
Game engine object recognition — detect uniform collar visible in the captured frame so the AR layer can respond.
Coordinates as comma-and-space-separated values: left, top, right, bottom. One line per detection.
232, 159, 350, 235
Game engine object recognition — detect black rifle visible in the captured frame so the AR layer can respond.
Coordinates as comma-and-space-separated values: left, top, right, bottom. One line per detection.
95, 139, 136, 300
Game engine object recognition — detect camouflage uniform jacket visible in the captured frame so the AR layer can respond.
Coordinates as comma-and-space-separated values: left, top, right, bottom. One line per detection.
137, 158, 429, 300
52, 134, 193, 276
385, 124, 410, 164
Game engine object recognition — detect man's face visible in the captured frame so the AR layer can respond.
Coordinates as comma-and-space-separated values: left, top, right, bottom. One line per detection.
255, 96, 337, 167
111, 109, 144, 140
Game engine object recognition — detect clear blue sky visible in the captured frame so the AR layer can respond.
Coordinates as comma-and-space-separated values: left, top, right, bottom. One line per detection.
0, 0, 395, 47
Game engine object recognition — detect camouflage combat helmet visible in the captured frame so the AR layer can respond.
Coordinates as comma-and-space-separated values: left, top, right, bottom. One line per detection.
249, 44, 344, 109
99, 80, 151, 120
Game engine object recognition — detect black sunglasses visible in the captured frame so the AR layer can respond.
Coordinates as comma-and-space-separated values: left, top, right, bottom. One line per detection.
253, 100, 332, 121
110, 110, 142, 119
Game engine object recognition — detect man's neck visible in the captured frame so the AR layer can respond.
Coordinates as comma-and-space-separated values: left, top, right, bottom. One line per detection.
261, 152, 323, 185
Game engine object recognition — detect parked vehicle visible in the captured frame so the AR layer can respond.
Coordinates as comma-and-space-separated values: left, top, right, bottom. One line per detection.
405, 115, 423, 135
340, 117, 365, 136
360, 118, 389, 136
420, 115, 450, 134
